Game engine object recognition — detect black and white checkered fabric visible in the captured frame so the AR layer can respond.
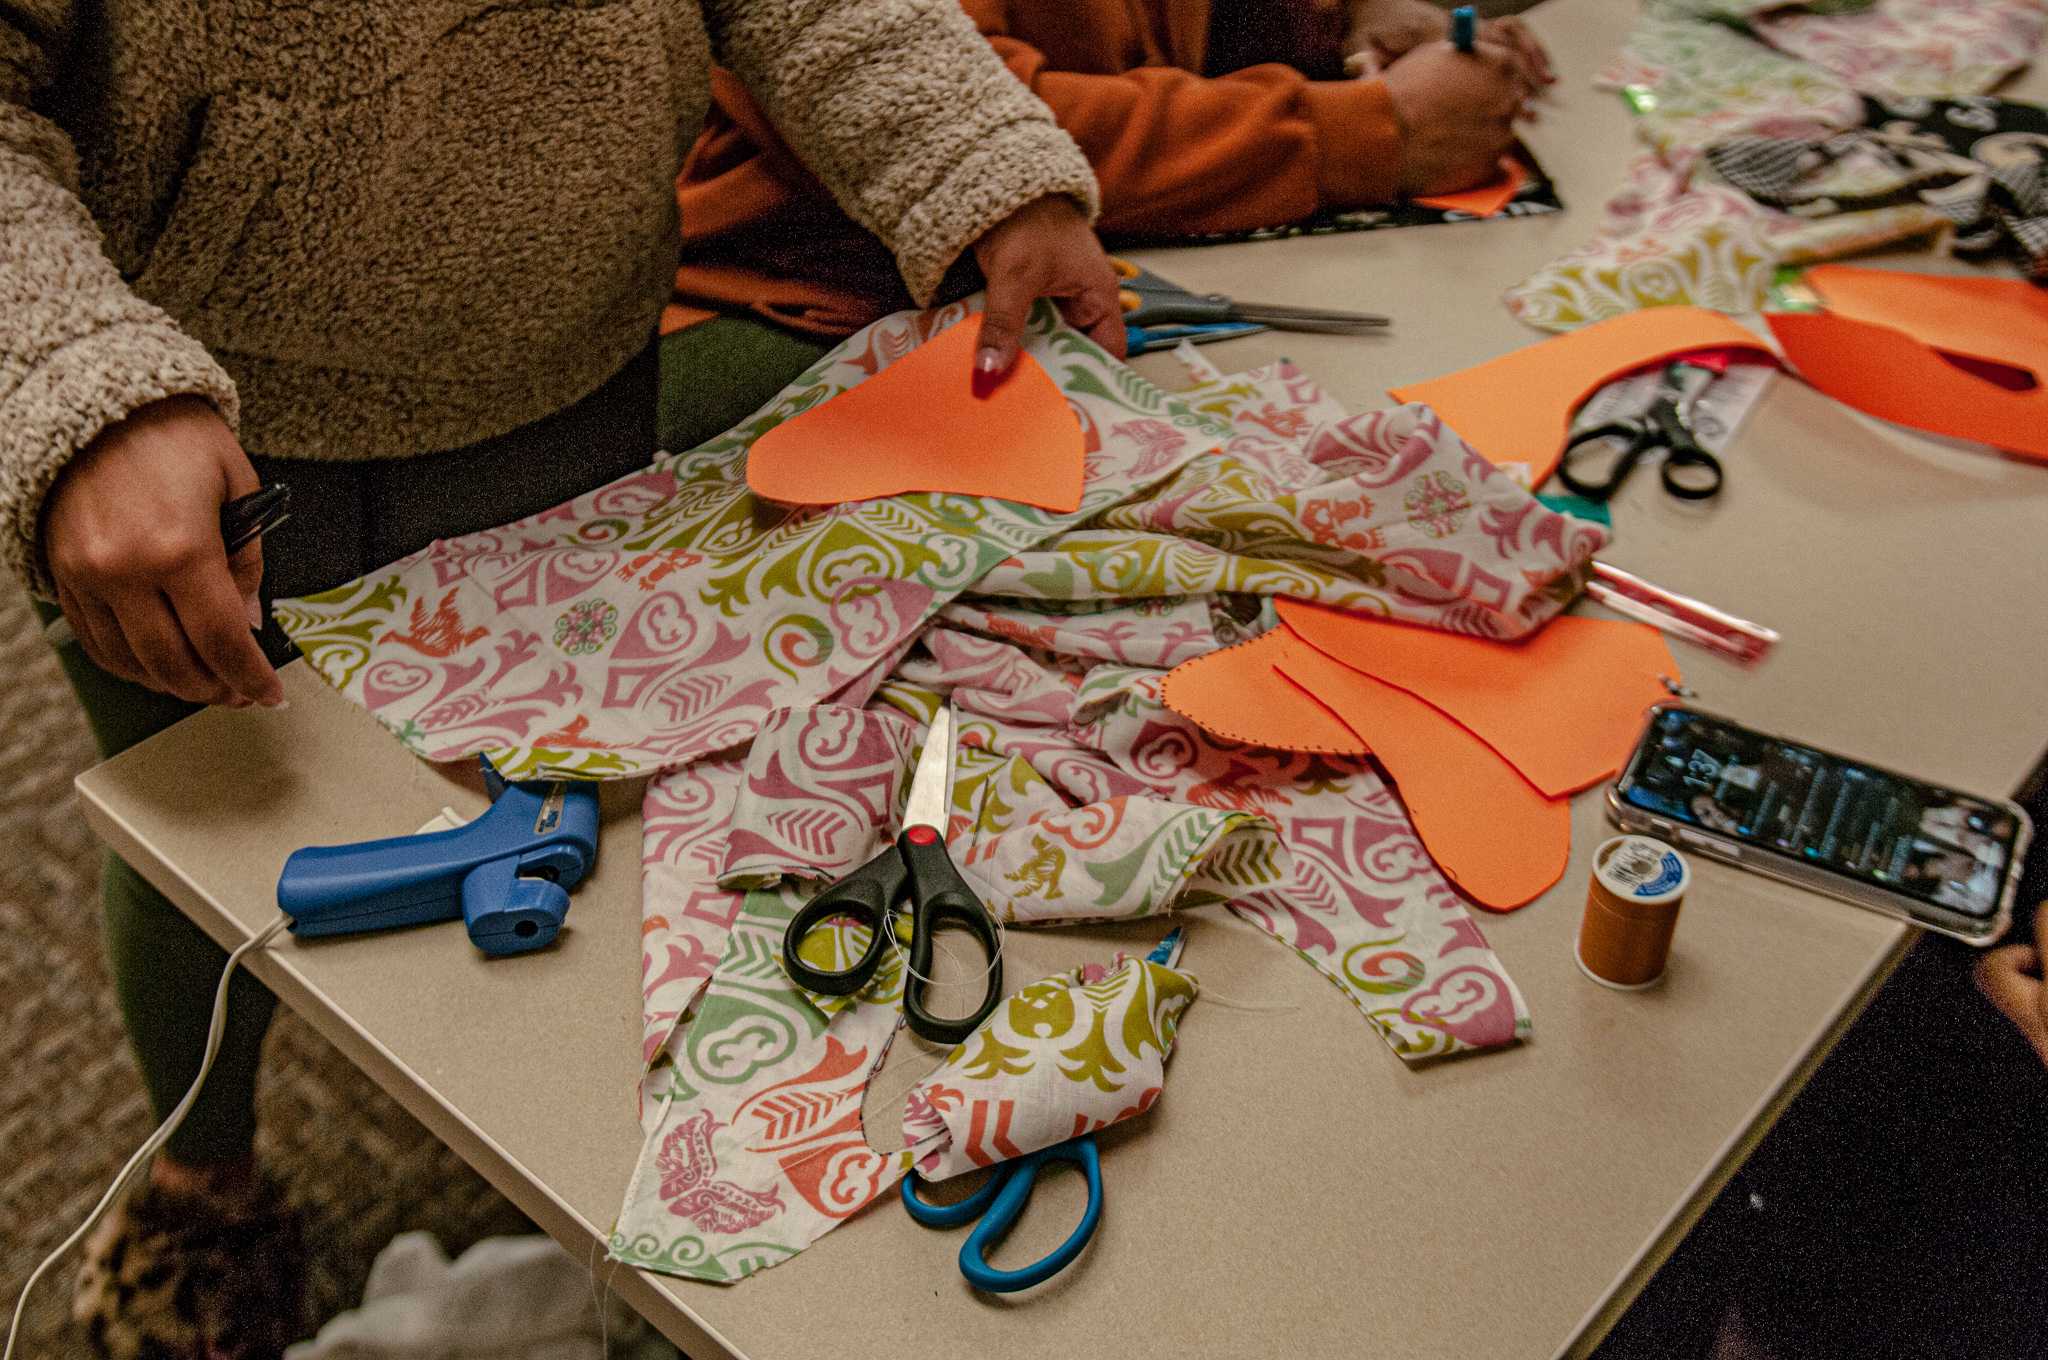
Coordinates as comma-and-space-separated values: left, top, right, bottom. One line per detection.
1706, 95, 2048, 281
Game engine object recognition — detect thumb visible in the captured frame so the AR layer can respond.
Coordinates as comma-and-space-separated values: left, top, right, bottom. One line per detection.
976, 271, 1035, 384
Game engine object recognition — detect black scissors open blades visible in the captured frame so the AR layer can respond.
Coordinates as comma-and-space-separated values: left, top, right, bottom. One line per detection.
1556, 360, 1726, 503
781, 708, 1002, 1045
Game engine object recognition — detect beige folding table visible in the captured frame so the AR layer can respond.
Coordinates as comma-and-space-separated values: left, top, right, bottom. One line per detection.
76, 1, 2048, 1353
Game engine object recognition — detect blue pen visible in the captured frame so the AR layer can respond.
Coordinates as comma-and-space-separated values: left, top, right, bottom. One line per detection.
1451, 5, 1476, 52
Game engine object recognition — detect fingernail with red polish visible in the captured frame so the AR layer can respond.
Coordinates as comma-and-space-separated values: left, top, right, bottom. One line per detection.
973, 348, 1008, 397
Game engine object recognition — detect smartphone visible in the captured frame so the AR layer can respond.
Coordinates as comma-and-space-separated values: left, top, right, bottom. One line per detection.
1610, 705, 2032, 944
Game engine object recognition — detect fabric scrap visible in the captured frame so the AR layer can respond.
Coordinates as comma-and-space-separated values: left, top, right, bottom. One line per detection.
903, 944, 1199, 1180
1708, 95, 2048, 279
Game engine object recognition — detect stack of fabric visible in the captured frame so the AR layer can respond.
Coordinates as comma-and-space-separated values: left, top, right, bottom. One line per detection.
276, 304, 1612, 1283
1507, 0, 2047, 331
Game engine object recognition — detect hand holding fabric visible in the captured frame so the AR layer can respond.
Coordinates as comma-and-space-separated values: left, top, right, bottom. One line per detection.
1977, 908, 2048, 1066
42, 398, 280, 708
971, 195, 1126, 379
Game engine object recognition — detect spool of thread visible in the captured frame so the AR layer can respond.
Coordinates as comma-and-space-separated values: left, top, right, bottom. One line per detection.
1576, 835, 1691, 989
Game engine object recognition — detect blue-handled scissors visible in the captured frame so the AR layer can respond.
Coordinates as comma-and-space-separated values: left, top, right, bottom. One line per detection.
900, 928, 1184, 1293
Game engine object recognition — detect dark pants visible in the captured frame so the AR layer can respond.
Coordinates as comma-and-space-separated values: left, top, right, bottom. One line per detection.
1598, 764, 2048, 1360
46, 317, 829, 1164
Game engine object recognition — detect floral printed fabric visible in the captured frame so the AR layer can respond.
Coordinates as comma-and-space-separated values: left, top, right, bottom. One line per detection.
277, 305, 1604, 1282
1505, 146, 1950, 332
1751, 0, 2047, 101
626, 330, 1601, 1097
1708, 95, 2048, 279
902, 944, 1199, 1181
616, 704, 1228, 1282
1509, 0, 2044, 333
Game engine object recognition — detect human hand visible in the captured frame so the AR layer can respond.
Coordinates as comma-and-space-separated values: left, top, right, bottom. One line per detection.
971, 194, 1126, 380
1344, 0, 1554, 89
1381, 39, 1532, 197
43, 397, 282, 707
1978, 907, 2048, 1066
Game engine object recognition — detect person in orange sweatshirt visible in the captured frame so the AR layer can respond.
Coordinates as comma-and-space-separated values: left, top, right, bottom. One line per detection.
665, 0, 1553, 351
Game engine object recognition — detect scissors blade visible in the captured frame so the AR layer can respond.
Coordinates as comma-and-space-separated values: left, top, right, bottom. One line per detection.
901, 708, 954, 833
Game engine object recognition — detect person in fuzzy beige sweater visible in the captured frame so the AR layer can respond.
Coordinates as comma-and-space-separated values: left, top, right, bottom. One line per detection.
2, 3, 1122, 1355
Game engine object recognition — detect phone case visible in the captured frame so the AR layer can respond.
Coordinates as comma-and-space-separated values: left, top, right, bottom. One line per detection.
1608, 707, 2032, 946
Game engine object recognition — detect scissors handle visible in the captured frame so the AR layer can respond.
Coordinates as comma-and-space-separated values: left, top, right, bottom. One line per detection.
781, 845, 906, 996
897, 826, 1004, 1045
1554, 420, 1653, 502
960, 1137, 1103, 1292
903, 1136, 1104, 1293
1657, 443, 1724, 500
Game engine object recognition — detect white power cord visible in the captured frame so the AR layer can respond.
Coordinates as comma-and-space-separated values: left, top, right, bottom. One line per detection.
4, 913, 291, 1359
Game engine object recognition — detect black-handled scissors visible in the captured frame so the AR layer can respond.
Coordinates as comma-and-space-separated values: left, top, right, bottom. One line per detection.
1556, 360, 1726, 503
782, 708, 1003, 1045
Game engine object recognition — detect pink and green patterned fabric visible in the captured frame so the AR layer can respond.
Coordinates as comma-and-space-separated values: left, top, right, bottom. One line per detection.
278, 305, 1607, 1283
1512, 0, 2041, 332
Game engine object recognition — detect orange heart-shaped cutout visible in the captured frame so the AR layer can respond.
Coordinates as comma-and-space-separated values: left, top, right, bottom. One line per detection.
746, 319, 1085, 512
1161, 630, 1368, 755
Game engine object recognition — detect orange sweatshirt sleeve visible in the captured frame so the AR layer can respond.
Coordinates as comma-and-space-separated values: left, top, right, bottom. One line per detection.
963, 11, 1404, 236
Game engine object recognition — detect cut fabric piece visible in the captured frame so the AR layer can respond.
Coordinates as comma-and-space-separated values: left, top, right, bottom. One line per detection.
1271, 640, 1570, 912
639, 751, 749, 1106
1274, 601, 1680, 798
1390, 307, 1770, 482
745, 318, 1084, 513
1414, 156, 1530, 217
903, 942, 1199, 1180
1750, 0, 2047, 100
1159, 629, 1367, 756
275, 305, 1207, 779
609, 311, 1596, 1092
1708, 95, 2048, 281
910, 655, 1536, 1056
613, 890, 917, 1284
1505, 147, 1950, 333
1767, 309, 2048, 461
971, 399, 1608, 639
1601, 12, 1863, 155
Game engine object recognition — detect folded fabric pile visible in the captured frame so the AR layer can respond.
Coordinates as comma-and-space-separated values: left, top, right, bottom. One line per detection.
279, 305, 1609, 1283
1508, 0, 2047, 331
1709, 95, 2048, 279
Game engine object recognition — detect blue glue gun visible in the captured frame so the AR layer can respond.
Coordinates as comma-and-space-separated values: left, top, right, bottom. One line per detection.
276, 757, 599, 957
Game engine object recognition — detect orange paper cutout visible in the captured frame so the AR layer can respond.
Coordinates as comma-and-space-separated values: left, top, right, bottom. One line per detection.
746, 320, 1085, 512
1768, 311, 2048, 464
1389, 307, 1770, 483
1275, 601, 1677, 798
1803, 265, 2048, 375
1767, 267, 2048, 463
1414, 156, 1529, 217
1159, 630, 1369, 755
1273, 642, 1569, 911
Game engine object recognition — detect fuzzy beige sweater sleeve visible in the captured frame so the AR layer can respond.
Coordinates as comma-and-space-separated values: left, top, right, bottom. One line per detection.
704, 0, 1100, 304
0, 6, 239, 600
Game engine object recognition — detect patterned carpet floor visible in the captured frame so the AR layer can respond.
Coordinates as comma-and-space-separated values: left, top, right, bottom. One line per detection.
0, 585, 535, 1353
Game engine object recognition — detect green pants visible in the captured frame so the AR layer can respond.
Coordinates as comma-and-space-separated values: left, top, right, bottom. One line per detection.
50, 318, 827, 1164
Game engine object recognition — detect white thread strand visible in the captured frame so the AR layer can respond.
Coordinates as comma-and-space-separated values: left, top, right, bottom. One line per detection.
5, 914, 291, 1360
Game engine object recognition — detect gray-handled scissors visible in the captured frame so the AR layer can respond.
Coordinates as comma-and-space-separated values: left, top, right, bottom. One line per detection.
781, 708, 1002, 1045
1111, 256, 1389, 334
1557, 360, 1726, 503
